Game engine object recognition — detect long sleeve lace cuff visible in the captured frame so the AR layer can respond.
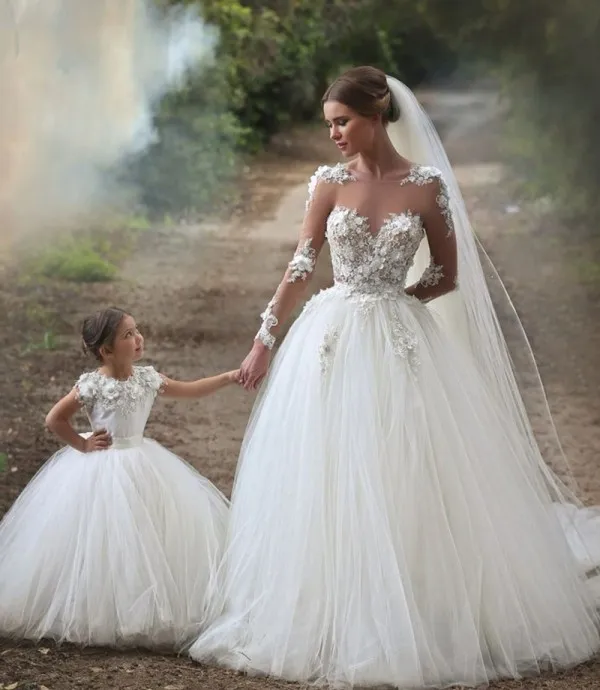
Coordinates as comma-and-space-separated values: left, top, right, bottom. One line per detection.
255, 297, 278, 349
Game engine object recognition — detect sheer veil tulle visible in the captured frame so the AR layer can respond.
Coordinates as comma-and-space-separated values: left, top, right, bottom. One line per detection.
387, 76, 583, 508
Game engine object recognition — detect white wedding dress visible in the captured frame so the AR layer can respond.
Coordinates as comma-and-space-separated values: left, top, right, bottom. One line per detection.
0, 365, 228, 649
189, 164, 600, 688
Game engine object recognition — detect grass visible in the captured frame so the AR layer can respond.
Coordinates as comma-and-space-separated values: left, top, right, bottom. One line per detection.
570, 259, 600, 286
9, 213, 153, 361
27, 213, 152, 284
34, 243, 117, 283
22, 330, 58, 354
12, 302, 62, 356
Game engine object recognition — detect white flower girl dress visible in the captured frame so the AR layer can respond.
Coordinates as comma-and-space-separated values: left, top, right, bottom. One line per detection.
0, 365, 228, 649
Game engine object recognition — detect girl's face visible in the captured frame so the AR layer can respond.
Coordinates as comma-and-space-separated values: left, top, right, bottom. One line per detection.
323, 100, 378, 158
102, 314, 144, 364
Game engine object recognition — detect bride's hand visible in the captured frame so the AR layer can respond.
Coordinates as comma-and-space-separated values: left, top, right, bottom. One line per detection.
240, 341, 272, 391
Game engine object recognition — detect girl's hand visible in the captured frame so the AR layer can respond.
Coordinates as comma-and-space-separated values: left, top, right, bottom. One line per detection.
83, 429, 112, 452
227, 369, 242, 384
240, 341, 271, 391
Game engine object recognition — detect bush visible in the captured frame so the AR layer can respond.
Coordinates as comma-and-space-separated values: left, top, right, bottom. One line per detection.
34, 244, 117, 283
28, 216, 147, 283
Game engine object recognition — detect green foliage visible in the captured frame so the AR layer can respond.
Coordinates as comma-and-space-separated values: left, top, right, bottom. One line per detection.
129, 0, 456, 216
33, 243, 117, 283
22, 330, 58, 354
129, 104, 245, 215
420, 0, 600, 221
566, 256, 600, 286
12, 297, 62, 357
0, 453, 7, 473
28, 216, 146, 283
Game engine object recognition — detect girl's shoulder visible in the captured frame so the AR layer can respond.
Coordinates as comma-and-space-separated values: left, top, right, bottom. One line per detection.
74, 370, 100, 406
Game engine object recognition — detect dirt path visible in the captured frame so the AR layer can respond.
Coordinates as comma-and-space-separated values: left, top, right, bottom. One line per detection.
2, 89, 600, 689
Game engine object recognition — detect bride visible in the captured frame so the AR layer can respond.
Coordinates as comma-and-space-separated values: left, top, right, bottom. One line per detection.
189, 66, 600, 687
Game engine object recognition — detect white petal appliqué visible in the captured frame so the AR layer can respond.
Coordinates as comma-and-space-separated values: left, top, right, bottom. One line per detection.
319, 326, 340, 375
391, 318, 420, 371
419, 262, 445, 288
287, 239, 317, 283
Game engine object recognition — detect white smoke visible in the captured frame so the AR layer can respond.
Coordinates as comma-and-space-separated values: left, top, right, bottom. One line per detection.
0, 0, 218, 246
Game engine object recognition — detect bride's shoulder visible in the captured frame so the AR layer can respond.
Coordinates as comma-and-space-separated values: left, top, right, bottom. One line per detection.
307, 163, 355, 207
407, 165, 451, 206
409, 163, 445, 185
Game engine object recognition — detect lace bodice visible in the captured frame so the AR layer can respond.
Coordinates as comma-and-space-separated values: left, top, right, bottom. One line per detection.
327, 206, 424, 298
253, 162, 456, 351
310, 163, 451, 298
75, 366, 164, 440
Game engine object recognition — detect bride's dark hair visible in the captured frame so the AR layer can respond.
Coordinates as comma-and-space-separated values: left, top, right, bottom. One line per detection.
322, 66, 401, 124
81, 306, 129, 361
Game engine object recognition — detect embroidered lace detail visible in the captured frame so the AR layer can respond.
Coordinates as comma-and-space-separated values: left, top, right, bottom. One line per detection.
303, 286, 421, 323
436, 178, 454, 236
75, 366, 163, 415
319, 326, 340, 375
419, 261, 445, 287
306, 164, 356, 208
157, 375, 168, 394
287, 239, 316, 282
327, 206, 424, 297
399, 165, 454, 236
391, 318, 419, 370
306, 163, 454, 237
256, 297, 278, 349
402, 164, 440, 187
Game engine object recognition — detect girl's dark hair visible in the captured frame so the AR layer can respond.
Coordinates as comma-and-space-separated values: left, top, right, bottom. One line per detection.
81, 307, 129, 361
322, 66, 401, 124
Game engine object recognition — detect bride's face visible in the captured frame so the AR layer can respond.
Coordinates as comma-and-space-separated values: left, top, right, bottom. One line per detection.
323, 101, 377, 158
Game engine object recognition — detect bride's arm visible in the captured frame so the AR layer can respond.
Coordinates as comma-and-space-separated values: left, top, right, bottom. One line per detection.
405, 176, 458, 303
240, 179, 335, 390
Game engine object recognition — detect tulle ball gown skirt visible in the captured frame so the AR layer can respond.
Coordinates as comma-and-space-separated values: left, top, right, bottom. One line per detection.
0, 438, 229, 649
189, 285, 600, 688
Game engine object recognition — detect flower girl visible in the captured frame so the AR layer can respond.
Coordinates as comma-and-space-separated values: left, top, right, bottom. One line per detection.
0, 306, 238, 649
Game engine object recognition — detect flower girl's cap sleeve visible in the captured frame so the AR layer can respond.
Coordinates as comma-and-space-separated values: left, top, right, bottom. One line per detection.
74, 372, 96, 406
138, 365, 168, 394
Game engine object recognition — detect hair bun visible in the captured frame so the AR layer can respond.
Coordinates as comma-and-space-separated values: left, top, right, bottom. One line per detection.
322, 66, 402, 126
81, 307, 128, 363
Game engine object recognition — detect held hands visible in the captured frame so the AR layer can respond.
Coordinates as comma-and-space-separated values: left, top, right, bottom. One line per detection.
239, 341, 271, 391
83, 429, 112, 452
227, 369, 242, 384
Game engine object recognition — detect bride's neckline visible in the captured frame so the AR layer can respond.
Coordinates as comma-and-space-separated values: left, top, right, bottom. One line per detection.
341, 162, 419, 184
330, 205, 421, 239
329, 162, 423, 238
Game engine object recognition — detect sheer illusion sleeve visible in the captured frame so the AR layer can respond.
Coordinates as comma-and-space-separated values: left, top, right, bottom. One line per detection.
408, 172, 458, 303
255, 171, 335, 349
